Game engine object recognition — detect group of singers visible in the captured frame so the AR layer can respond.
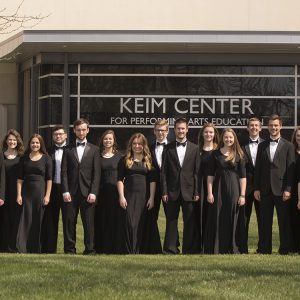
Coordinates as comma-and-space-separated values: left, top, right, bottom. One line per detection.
0, 114, 299, 255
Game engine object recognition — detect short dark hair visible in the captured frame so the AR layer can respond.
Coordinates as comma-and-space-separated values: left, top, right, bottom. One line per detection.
268, 114, 282, 125
73, 118, 90, 128
52, 125, 67, 133
174, 117, 188, 128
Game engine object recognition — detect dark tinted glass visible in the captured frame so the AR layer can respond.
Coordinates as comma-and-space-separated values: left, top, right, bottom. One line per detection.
80, 76, 294, 96
39, 98, 62, 126
80, 64, 294, 75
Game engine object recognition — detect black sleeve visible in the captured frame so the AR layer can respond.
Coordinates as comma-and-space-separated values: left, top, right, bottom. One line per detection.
238, 157, 247, 178
18, 155, 25, 180
45, 155, 53, 181
148, 166, 157, 183
207, 151, 216, 177
117, 158, 126, 181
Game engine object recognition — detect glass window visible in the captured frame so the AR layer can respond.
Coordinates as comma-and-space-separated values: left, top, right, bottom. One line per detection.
80, 64, 294, 75
40, 64, 64, 75
80, 76, 294, 96
39, 97, 62, 126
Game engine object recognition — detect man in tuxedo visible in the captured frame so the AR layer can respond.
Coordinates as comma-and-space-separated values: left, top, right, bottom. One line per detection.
142, 119, 169, 253
151, 119, 169, 220
41, 125, 68, 253
61, 119, 100, 255
239, 117, 263, 253
254, 114, 295, 254
161, 118, 200, 254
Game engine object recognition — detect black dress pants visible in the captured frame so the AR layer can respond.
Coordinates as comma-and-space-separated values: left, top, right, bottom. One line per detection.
62, 190, 95, 254
259, 193, 291, 254
163, 195, 200, 254
41, 183, 62, 253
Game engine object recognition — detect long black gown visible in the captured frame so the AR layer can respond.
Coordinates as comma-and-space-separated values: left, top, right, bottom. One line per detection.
16, 154, 52, 253
0, 155, 21, 252
117, 159, 156, 254
290, 151, 300, 253
196, 149, 213, 252
94, 151, 123, 254
203, 150, 246, 254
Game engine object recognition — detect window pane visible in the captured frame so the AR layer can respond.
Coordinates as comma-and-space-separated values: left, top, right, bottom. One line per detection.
80, 76, 294, 96
39, 98, 62, 126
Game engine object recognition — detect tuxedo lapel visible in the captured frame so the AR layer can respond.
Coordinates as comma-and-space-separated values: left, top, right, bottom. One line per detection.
150, 144, 158, 169
181, 141, 191, 167
72, 145, 79, 163
273, 139, 284, 165
171, 143, 181, 167
266, 141, 272, 162
244, 144, 254, 168
81, 143, 91, 162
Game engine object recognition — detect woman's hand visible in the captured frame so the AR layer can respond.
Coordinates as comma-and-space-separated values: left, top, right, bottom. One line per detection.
207, 193, 214, 204
43, 195, 50, 206
16, 196, 22, 206
119, 196, 127, 209
146, 197, 154, 210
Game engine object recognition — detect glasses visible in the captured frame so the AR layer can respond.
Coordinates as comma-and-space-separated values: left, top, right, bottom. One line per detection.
53, 132, 66, 136
155, 129, 167, 132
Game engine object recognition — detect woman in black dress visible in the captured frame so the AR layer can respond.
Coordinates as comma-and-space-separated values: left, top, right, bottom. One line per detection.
197, 123, 219, 252
0, 129, 24, 252
117, 133, 156, 254
204, 128, 246, 254
95, 129, 123, 254
291, 126, 300, 253
16, 134, 52, 253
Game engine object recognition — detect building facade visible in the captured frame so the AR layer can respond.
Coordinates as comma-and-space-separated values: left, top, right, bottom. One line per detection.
1, 1, 300, 145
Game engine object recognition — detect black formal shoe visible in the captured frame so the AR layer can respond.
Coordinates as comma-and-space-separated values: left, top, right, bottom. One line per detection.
83, 250, 96, 256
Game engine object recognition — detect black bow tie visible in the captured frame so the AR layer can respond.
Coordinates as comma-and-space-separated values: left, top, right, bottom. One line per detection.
54, 145, 65, 150
249, 139, 259, 144
156, 142, 166, 146
269, 138, 279, 143
176, 141, 187, 147
76, 142, 86, 147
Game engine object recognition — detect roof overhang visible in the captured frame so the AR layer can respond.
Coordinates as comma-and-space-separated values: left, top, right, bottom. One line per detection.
2, 30, 300, 63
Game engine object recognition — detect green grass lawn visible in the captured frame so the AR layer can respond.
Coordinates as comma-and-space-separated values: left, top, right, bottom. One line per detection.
0, 207, 299, 299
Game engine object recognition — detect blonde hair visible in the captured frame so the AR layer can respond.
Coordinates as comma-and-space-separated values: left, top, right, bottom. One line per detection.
198, 122, 219, 153
154, 119, 169, 130
218, 128, 244, 162
125, 133, 152, 170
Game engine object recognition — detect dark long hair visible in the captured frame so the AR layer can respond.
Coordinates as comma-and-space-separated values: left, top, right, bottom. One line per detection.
25, 134, 48, 155
99, 130, 118, 154
291, 126, 300, 150
2, 129, 24, 155
198, 122, 219, 154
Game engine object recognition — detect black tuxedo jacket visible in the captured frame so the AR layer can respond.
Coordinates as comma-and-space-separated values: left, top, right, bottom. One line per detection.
61, 142, 101, 197
254, 138, 295, 197
150, 142, 164, 198
47, 145, 69, 182
0, 152, 5, 199
161, 140, 200, 202
241, 137, 264, 196
150, 143, 161, 181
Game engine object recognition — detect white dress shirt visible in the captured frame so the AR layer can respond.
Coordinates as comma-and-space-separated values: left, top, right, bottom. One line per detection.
54, 142, 66, 184
176, 139, 187, 167
76, 139, 87, 163
269, 137, 280, 162
155, 139, 167, 169
249, 138, 259, 166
